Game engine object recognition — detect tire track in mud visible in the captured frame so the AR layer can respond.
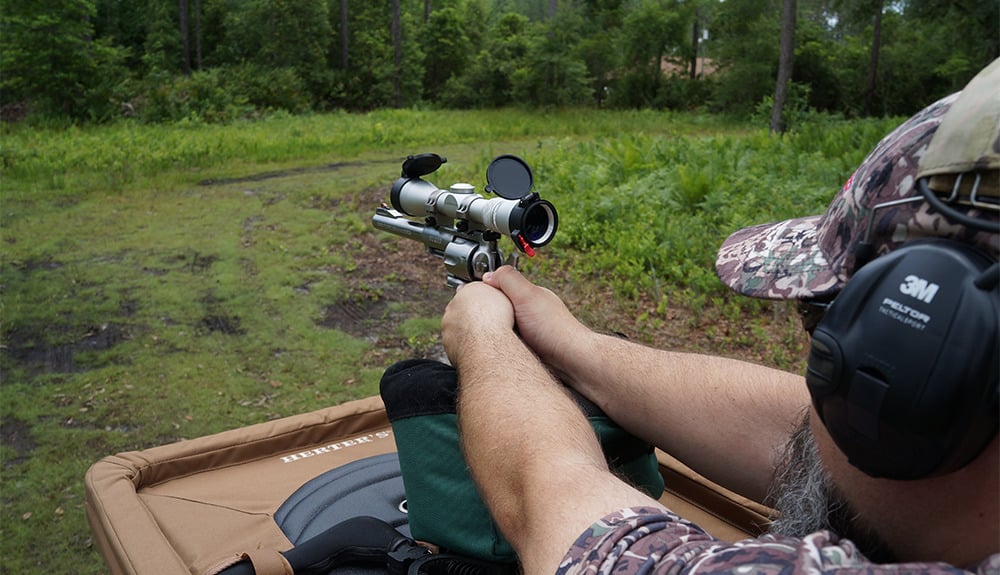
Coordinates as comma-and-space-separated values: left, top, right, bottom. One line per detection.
196, 158, 399, 186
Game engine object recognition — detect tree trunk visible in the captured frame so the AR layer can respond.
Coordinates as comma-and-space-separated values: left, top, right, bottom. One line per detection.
392, 0, 402, 107
267, 8, 276, 66
654, 44, 664, 97
425, 0, 432, 23
194, 0, 202, 69
863, 0, 883, 117
550, 0, 558, 18
689, 15, 700, 79
770, 0, 796, 134
340, 0, 349, 69
179, 0, 190, 74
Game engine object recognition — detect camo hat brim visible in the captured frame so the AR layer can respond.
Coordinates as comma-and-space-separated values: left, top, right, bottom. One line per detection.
715, 94, 955, 300
716, 59, 1000, 301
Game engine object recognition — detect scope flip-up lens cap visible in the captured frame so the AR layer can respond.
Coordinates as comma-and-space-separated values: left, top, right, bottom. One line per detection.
485, 155, 533, 200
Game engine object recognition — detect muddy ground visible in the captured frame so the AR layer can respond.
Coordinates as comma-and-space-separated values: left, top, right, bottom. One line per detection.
0, 170, 809, 466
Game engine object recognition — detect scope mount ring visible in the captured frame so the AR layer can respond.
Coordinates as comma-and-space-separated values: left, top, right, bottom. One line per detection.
423, 187, 445, 215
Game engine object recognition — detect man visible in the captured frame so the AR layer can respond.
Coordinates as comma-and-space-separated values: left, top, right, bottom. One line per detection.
431, 60, 998, 574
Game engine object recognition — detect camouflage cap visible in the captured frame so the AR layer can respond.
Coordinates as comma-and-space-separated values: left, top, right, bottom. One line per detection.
918, 58, 1000, 202
715, 60, 1000, 301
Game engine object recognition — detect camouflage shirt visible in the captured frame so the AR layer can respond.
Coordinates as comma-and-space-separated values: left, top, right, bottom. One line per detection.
556, 507, 999, 575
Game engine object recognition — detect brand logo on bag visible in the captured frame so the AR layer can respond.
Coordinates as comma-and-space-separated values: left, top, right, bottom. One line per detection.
280, 431, 392, 464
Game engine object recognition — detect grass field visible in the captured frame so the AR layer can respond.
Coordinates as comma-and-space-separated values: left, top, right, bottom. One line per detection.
0, 108, 902, 573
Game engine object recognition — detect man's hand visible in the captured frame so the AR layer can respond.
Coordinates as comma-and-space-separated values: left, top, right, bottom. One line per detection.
480, 266, 590, 370
440, 280, 515, 368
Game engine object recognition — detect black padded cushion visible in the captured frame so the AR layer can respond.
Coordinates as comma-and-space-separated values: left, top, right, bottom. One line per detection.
276, 453, 410, 544
274, 453, 409, 575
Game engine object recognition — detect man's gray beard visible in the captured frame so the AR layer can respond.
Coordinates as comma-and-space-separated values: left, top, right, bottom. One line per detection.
765, 411, 895, 563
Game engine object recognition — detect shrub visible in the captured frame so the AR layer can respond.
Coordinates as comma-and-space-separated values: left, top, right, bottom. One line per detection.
535, 112, 898, 311
222, 64, 311, 114
136, 65, 311, 123
654, 75, 717, 111
139, 68, 251, 123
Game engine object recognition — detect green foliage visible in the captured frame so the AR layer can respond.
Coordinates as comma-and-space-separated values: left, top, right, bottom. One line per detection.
141, 0, 182, 73
0, 0, 131, 120
537, 111, 902, 303
575, 1, 624, 104
4, 0, 996, 123
510, 9, 593, 107
223, 63, 312, 113
262, 0, 335, 102
139, 68, 249, 123
608, 0, 686, 108
655, 75, 717, 111
790, 17, 854, 114
752, 82, 815, 130
213, 0, 337, 107
442, 6, 595, 108
441, 12, 532, 107
421, 6, 473, 92
709, 0, 781, 114
326, 3, 409, 110
110, 63, 311, 123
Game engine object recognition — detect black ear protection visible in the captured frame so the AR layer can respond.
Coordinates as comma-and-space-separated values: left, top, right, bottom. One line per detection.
805, 238, 999, 480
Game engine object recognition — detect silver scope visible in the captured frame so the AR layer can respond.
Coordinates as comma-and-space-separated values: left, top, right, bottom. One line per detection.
371, 154, 559, 285
388, 178, 557, 251
388, 154, 556, 251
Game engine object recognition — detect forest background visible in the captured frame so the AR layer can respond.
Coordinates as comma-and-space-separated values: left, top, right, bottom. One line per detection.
2, 0, 997, 124
2, 0, 999, 573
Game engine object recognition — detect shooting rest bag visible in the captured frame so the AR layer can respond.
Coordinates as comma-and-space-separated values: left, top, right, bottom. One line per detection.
381, 359, 667, 565
85, 396, 772, 575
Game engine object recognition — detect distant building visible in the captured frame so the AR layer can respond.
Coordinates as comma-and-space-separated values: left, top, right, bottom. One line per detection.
661, 57, 717, 79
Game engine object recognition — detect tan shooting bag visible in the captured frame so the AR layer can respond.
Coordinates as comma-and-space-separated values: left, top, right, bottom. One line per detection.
85, 396, 772, 575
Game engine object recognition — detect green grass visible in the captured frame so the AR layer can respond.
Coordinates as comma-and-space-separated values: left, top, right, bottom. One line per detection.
1, 108, 738, 202
0, 108, 902, 573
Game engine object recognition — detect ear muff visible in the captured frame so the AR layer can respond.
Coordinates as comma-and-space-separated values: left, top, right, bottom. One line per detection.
805, 240, 999, 480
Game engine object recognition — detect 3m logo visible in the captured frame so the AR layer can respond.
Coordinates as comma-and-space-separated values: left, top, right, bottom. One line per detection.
899, 274, 939, 303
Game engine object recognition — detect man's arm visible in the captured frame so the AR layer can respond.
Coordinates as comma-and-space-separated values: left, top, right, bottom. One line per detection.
481, 266, 810, 503
441, 282, 665, 574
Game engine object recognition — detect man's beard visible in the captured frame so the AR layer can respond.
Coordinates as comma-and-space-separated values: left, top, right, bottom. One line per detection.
765, 411, 896, 563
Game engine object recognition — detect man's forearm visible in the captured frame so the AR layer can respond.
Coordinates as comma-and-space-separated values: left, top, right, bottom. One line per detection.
550, 330, 810, 502
454, 327, 663, 574
455, 327, 607, 532
469, 266, 808, 502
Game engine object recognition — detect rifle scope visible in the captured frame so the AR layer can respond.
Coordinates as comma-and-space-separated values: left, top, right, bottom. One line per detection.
388, 154, 558, 254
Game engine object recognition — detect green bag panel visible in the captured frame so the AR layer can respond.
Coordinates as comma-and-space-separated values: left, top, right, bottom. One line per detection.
390, 413, 664, 564
382, 359, 664, 565
391, 413, 516, 562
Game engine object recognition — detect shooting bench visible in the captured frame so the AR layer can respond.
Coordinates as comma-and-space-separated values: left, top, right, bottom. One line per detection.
85, 396, 772, 574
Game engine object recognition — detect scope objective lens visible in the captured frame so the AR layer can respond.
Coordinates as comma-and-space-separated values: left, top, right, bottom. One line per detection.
518, 201, 557, 246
